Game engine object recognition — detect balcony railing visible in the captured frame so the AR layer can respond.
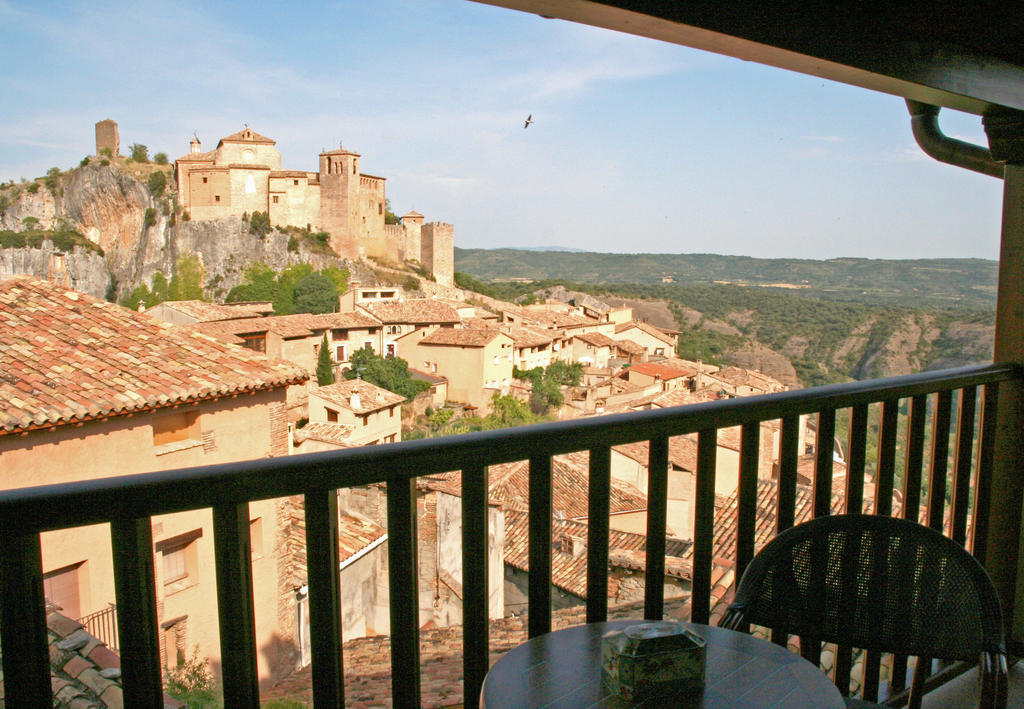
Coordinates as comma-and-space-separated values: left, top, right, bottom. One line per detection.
0, 363, 1019, 708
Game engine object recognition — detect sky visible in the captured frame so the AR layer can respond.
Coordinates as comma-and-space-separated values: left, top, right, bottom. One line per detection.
0, 0, 1007, 260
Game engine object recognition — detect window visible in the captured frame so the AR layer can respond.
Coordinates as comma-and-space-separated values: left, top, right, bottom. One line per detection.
202, 177, 208, 184
152, 409, 201, 450
272, 195, 279, 204
385, 325, 400, 335
379, 202, 383, 214
386, 343, 397, 357
214, 195, 221, 202
293, 179, 299, 186
363, 340, 373, 350
385, 434, 396, 443
390, 406, 396, 418
362, 415, 369, 427
242, 334, 266, 353
43, 562, 84, 619
335, 344, 347, 363
326, 408, 339, 423
332, 329, 349, 340
245, 173, 256, 194
156, 529, 202, 589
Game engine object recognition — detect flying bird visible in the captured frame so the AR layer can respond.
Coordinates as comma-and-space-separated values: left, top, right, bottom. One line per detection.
524, 114, 534, 129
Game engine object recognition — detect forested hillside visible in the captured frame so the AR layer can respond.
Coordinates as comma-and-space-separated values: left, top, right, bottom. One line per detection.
455, 248, 998, 311
453, 254, 995, 388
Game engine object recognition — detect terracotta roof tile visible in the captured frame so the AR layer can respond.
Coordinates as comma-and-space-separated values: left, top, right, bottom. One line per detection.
153, 300, 262, 323
574, 331, 617, 348
217, 128, 275, 145
418, 329, 508, 347
614, 321, 675, 345
292, 422, 357, 447
313, 379, 405, 412
0, 277, 308, 435
628, 362, 696, 380
360, 300, 459, 325
338, 514, 387, 562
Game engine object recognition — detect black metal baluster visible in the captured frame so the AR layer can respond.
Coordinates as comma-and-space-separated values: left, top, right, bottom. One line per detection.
213, 503, 260, 708
528, 456, 552, 637
951, 387, 977, 546
845, 404, 868, 514
586, 446, 611, 623
690, 431, 717, 625
973, 383, 999, 563
813, 409, 836, 518
874, 399, 899, 517
387, 478, 420, 706
777, 415, 799, 532
735, 424, 760, 585
111, 518, 163, 708
644, 437, 669, 621
305, 490, 344, 709
0, 530, 51, 708
927, 391, 953, 532
462, 464, 489, 709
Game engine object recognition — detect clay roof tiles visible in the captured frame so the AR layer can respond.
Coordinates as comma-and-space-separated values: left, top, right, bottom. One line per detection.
292, 422, 357, 447
155, 299, 261, 323
217, 128, 275, 145
614, 320, 676, 345
313, 379, 406, 412
0, 277, 307, 435
628, 362, 696, 380
573, 331, 618, 349
418, 329, 508, 347
337, 514, 387, 562
360, 299, 460, 325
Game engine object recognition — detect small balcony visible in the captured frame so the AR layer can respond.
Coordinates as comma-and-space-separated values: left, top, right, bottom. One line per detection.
0, 362, 1020, 707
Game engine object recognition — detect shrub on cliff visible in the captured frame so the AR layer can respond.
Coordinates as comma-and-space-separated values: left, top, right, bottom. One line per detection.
143, 208, 157, 228
249, 211, 271, 237
147, 171, 166, 197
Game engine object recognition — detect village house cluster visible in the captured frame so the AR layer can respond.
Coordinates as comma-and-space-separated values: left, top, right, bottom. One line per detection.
0, 271, 826, 700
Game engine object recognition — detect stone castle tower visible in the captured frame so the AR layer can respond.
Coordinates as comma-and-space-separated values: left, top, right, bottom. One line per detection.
95, 119, 119, 156
173, 126, 452, 281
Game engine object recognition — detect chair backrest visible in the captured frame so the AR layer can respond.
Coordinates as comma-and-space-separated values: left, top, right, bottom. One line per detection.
730, 514, 1004, 662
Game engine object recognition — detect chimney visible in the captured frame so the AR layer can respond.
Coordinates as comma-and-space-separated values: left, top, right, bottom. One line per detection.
350, 393, 361, 410
190, 134, 201, 154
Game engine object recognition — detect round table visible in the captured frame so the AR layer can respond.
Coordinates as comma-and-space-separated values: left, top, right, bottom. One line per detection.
480, 620, 846, 708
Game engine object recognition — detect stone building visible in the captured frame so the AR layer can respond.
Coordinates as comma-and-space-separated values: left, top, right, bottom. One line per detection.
95, 119, 119, 156
173, 126, 454, 284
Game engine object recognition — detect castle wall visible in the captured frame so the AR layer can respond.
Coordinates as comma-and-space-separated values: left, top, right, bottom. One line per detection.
229, 165, 271, 217
357, 175, 387, 258
421, 222, 454, 287
188, 167, 233, 221
216, 141, 281, 170
384, 224, 407, 261
269, 174, 320, 230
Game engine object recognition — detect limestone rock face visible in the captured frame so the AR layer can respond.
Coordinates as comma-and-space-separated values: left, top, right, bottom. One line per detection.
0, 245, 110, 298
1, 164, 352, 301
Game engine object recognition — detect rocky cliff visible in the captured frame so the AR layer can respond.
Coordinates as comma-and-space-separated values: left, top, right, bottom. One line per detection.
0, 164, 352, 300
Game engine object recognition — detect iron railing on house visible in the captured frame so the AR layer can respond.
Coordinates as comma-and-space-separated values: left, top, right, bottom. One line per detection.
78, 603, 119, 653
0, 363, 1018, 708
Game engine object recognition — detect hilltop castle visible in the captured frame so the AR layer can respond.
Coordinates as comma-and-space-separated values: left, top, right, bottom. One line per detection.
170, 125, 453, 286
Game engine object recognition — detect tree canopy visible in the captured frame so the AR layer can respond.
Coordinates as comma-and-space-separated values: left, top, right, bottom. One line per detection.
227, 262, 348, 315
344, 348, 430, 400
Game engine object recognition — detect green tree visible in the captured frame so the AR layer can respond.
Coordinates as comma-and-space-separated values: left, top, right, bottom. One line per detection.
227, 263, 278, 304
129, 143, 149, 162
320, 266, 349, 294
316, 334, 334, 386
44, 167, 61, 191
274, 263, 314, 315
487, 393, 537, 428
384, 198, 399, 225
293, 272, 338, 314
345, 348, 429, 400
147, 170, 166, 197
21, 216, 39, 230
169, 253, 205, 301
153, 152, 169, 165
545, 360, 583, 386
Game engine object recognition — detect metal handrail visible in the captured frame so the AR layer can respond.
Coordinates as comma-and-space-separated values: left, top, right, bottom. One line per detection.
0, 362, 1019, 708
0, 363, 1016, 534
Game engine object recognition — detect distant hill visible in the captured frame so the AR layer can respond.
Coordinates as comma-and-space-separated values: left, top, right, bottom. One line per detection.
454, 248, 998, 311
500, 245, 589, 253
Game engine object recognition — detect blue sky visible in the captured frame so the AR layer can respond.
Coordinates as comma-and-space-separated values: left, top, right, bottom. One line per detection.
0, 0, 1006, 259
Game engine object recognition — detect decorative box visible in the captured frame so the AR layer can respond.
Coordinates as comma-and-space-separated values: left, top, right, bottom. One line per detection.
600, 621, 706, 702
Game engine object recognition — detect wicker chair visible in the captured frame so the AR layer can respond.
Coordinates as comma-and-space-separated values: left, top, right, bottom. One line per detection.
719, 513, 1007, 709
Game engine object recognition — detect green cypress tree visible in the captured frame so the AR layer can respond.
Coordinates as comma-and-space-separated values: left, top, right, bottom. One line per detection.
316, 334, 334, 386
